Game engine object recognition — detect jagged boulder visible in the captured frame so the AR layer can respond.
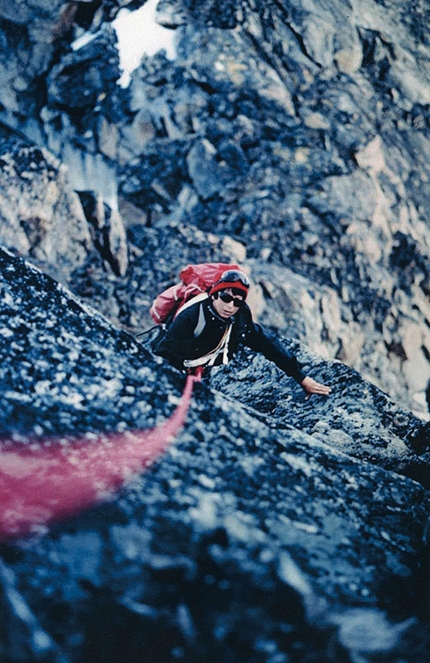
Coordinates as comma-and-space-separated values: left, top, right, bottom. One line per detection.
0, 0, 124, 120
0, 3, 129, 275
0, 125, 93, 281
0, 248, 429, 663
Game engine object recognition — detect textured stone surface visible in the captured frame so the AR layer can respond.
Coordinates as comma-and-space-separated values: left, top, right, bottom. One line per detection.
1, 0, 428, 414
0, 125, 93, 281
0, 0, 430, 418
0, 248, 429, 663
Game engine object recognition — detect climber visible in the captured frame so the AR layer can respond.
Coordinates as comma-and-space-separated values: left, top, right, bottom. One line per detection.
152, 269, 331, 399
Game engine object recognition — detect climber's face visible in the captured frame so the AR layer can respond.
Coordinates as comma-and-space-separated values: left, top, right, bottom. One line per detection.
211, 288, 245, 319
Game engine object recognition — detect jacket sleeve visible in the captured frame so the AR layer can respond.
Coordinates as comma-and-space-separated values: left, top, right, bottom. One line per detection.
245, 321, 306, 384
152, 308, 199, 370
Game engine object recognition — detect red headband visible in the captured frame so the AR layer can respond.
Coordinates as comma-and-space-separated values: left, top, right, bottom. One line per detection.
209, 280, 249, 298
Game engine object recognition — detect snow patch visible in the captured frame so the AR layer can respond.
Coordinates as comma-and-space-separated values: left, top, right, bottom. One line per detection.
113, 0, 176, 87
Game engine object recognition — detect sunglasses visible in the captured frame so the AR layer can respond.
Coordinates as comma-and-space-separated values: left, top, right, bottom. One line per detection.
218, 291, 245, 307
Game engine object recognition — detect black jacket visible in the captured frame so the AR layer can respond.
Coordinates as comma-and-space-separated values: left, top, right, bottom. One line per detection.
153, 297, 306, 383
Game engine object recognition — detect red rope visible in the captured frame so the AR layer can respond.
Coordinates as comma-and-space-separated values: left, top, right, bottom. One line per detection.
0, 369, 203, 540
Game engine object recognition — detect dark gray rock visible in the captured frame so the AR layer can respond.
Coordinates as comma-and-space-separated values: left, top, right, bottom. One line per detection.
0, 248, 429, 663
1, 0, 430, 415
47, 25, 120, 111
0, 125, 93, 282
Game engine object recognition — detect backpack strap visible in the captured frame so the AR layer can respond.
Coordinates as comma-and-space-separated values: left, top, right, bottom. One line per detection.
192, 300, 207, 338
174, 292, 209, 318
220, 324, 233, 365
174, 292, 209, 339
183, 324, 233, 369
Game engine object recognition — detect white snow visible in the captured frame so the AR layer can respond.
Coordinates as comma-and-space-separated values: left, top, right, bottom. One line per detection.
71, 0, 177, 88
113, 0, 176, 87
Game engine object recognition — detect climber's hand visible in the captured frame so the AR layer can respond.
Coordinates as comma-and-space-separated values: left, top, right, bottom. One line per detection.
300, 376, 332, 400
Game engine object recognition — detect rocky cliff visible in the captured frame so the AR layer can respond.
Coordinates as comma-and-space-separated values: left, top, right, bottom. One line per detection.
2, 0, 430, 416
0, 246, 429, 663
1, 1, 430, 661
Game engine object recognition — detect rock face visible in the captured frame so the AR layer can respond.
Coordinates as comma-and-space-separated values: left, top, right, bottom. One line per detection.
1, 0, 430, 416
0, 125, 94, 281
1, 0, 430, 661
0, 247, 429, 663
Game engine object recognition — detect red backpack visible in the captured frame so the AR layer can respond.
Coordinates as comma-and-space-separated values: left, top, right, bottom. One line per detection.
150, 262, 241, 324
